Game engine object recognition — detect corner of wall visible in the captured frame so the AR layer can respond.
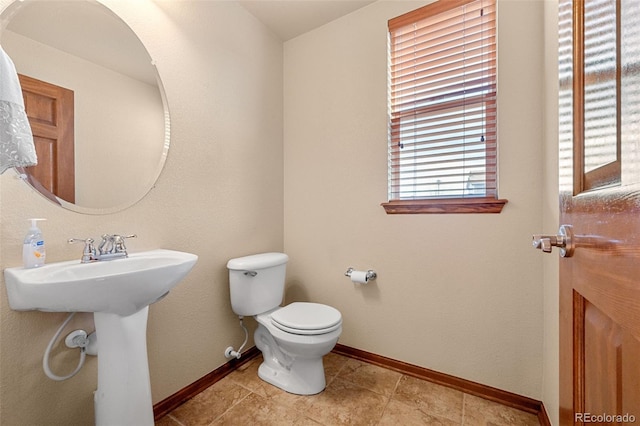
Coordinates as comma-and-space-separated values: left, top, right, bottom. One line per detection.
541, 0, 560, 424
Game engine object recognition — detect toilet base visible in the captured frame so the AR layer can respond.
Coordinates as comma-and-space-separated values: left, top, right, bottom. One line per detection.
253, 315, 341, 395
257, 356, 326, 395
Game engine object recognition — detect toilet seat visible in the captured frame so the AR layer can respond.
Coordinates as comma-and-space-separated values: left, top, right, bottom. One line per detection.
271, 302, 342, 335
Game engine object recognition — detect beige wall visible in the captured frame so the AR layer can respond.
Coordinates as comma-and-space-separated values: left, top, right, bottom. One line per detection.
283, 0, 545, 400
0, 1, 283, 424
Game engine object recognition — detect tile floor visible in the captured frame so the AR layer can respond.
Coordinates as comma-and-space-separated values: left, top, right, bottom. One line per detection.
155, 353, 541, 426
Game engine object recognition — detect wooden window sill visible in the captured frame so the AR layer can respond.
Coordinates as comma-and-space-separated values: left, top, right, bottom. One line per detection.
381, 198, 508, 214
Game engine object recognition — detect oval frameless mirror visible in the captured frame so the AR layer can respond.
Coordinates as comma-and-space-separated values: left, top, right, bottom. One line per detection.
1, 0, 169, 214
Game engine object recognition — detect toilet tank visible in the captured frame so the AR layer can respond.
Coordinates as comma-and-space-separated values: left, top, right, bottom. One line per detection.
227, 252, 289, 316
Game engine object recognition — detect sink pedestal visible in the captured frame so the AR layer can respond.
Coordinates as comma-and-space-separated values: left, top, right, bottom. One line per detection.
94, 306, 154, 426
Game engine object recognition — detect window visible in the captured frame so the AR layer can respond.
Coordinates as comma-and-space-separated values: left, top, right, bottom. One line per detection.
382, 0, 507, 214
559, 0, 624, 194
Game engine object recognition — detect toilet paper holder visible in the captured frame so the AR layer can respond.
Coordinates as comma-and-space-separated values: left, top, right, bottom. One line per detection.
344, 267, 377, 281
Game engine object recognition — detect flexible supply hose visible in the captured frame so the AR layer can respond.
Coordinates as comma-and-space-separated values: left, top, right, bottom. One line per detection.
225, 317, 249, 359
43, 312, 86, 381
236, 317, 249, 354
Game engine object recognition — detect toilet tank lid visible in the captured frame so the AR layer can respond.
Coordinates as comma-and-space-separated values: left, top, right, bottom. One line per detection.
227, 252, 289, 270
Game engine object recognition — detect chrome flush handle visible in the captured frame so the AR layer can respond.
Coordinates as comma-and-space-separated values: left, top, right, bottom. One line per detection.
532, 224, 574, 257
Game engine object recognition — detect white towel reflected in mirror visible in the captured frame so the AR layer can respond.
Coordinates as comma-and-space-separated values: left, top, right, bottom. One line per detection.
0, 45, 37, 175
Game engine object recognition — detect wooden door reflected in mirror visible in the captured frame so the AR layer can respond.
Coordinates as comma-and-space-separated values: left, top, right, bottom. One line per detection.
18, 74, 75, 203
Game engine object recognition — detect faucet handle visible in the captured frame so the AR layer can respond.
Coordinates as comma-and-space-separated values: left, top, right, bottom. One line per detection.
68, 237, 95, 246
98, 234, 136, 255
113, 234, 137, 254
68, 238, 96, 263
113, 234, 137, 243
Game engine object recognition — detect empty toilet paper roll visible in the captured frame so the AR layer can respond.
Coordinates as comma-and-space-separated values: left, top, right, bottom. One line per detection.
350, 270, 369, 284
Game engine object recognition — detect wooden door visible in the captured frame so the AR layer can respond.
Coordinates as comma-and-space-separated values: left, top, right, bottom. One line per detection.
18, 74, 75, 203
557, 0, 640, 424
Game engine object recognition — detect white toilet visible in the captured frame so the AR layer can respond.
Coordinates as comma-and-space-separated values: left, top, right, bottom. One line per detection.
227, 252, 342, 395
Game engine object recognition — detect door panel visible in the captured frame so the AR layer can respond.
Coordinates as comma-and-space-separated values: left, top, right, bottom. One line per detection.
581, 300, 640, 422
583, 300, 622, 416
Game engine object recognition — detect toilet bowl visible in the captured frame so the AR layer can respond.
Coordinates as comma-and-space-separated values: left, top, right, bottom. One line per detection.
254, 303, 342, 395
227, 253, 342, 395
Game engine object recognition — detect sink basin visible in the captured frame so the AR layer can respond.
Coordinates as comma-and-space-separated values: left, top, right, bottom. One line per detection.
4, 249, 198, 316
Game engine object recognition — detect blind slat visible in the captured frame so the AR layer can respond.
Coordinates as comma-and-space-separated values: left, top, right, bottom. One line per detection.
392, 13, 496, 58
393, 54, 496, 88
391, 74, 496, 108
389, 107, 496, 132
392, 36, 496, 74
392, 91, 496, 120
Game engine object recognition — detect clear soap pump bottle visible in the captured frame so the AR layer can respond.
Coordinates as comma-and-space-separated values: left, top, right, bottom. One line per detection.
23, 218, 46, 268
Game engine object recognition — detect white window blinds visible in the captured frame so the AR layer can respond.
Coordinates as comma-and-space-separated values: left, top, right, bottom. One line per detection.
387, 0, 497, 201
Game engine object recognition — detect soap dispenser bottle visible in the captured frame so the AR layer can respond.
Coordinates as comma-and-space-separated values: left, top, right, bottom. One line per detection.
23, 218, 46, 268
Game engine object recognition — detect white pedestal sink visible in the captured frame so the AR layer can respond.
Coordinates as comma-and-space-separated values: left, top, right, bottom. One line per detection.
3, 249, 198, 426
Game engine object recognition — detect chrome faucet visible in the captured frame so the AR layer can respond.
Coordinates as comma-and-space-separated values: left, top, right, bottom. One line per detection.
69, 234, 137, 263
